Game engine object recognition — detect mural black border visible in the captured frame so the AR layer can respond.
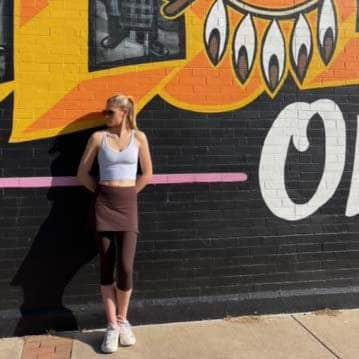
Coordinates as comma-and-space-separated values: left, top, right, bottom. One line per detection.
0, 0, 14, 83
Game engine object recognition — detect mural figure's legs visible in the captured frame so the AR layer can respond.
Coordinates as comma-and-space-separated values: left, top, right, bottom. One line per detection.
135, 0, 170, 57
101, 0, 129, 49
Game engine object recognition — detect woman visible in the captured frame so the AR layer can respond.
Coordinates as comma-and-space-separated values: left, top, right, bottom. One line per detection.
76, 94, 153, 354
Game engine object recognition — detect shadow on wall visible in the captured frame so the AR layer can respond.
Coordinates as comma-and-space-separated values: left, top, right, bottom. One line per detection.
9, 121, 111, 336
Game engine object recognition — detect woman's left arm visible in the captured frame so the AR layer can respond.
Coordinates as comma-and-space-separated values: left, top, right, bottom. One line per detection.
135, 131, 153, 193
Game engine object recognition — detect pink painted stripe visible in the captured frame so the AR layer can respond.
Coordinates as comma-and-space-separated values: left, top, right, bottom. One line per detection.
0, 173, 248, 188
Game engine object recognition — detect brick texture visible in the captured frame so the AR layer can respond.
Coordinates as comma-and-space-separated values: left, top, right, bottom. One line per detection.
1, 0, 359, 338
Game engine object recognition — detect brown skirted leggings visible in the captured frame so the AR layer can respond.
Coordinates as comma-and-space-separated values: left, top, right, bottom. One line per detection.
96, 230, 138, 290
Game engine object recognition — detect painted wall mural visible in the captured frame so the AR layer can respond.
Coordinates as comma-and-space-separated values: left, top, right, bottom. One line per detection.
1, 0, 359, 218
2, 0, 358, 142
3, 0, 359, 334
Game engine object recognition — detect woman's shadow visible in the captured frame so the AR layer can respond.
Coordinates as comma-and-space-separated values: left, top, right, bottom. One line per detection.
10, 119, 110, 336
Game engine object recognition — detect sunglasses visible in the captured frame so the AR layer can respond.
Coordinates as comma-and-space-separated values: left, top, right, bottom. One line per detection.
102, 109, 115, 117
102, 108, 127, 117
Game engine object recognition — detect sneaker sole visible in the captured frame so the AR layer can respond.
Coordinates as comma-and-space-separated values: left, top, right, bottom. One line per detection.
119, 337, 136, 346
101, 346, 118, 353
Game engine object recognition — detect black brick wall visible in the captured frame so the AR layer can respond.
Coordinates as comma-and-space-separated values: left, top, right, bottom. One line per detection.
2, 78, 359, 336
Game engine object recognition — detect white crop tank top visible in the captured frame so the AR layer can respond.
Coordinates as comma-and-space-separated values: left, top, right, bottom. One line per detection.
98, 129, 139, 181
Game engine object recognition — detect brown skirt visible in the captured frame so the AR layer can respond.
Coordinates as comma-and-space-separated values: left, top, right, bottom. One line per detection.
94, 184, 139, 234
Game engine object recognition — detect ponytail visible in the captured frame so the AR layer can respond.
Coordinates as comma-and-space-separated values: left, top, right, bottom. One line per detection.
126, 95, 138, 130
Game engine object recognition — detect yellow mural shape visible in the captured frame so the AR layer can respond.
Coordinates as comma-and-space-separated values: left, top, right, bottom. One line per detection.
1, 0, 359, 142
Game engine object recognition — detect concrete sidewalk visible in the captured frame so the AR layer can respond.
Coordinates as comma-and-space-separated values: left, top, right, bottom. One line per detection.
2, 308, 359, 359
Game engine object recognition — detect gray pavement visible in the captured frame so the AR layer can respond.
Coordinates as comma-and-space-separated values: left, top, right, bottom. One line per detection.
2, 307, 359, 358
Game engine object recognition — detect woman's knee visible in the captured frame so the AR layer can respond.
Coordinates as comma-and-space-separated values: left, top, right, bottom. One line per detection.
114, 231, 138, 290
116, 265, 134, 290
97, 231, 116, 285
116, 275, 133, 290
100, 259, 116, 285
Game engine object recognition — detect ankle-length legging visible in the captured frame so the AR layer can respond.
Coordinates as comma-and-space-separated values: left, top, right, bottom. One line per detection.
96, 231, 138, 290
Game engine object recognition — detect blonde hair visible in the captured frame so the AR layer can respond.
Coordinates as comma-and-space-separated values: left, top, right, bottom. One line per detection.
106, 94, 138, 130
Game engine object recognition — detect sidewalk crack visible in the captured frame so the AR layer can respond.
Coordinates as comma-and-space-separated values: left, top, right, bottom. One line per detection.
291, 315, 342, 359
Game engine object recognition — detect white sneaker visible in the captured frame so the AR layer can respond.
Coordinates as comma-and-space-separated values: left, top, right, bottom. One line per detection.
118, 319, 136, 346
101, 324, 120, 353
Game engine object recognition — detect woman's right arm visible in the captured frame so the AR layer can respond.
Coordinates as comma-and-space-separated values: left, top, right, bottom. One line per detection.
76, 132, 99, 193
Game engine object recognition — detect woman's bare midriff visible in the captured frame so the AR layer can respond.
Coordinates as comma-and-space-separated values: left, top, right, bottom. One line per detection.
99, 180, 136, 187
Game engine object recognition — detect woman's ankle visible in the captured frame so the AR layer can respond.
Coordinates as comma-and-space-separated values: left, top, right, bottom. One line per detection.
116, 315, 127, 323
108, 321, 119, 329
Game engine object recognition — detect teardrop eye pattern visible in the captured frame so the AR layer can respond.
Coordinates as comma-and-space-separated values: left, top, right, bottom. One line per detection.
261, 20, 286, 92
290, 13, 313, 83
204, 0, 229, 66
317, 0, 337, 65
200, 0, 338, 93
232, 14, 257, 84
